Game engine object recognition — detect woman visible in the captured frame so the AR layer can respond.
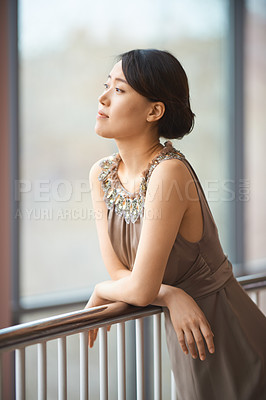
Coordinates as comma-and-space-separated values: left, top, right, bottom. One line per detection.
86, 49, 266, 399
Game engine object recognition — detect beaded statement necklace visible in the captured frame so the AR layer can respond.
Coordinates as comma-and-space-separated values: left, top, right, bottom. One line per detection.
98, 141, 185, 224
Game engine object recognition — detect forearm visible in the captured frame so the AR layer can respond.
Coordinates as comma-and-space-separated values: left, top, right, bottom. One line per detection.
111, 267, 132, 280
152, 283, 176, 307
95, 276, 144, 306
96, 268, 176, 308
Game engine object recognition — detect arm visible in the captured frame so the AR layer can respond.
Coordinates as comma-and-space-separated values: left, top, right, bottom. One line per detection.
88, 158, 175, 306
86, 274, 214, 360
87, 160, 215, 359
92, 158, 188, 306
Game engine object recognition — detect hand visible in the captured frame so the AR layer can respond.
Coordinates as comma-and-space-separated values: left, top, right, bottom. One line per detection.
84, 287, 111, 348
165, 287, 215, 361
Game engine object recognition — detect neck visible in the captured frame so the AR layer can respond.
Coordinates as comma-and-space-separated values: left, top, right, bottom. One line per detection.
115, 135, 164, 179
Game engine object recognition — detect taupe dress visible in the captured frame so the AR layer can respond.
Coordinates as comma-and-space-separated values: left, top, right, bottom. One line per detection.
99, 141, 266, 400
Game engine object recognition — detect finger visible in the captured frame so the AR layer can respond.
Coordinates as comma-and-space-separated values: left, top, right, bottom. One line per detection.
88, 329, 98, 348
183, 329, 198, 359
200, 323, 215, 355
192, 328, 206, 361
88, 330, 94, 348
89, 330, 96, 348
176, 329, 189, 355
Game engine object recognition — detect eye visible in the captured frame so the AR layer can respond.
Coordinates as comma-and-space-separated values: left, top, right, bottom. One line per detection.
115, 87, 124, 93
103, 83, 109, 90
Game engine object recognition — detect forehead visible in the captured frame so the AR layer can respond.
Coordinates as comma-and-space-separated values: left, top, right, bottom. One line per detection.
108, 61, 125, 80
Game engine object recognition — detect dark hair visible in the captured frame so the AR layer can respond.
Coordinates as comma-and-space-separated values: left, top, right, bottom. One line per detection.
118, 49, 195, 140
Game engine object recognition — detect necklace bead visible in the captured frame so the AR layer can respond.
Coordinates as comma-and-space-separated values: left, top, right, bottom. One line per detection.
98, 141, 185, 224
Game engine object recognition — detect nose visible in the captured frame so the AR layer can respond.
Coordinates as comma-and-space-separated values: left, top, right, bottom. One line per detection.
98, 90, 110, 106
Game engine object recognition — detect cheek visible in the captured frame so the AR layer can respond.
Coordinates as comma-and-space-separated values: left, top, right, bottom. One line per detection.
120, 103, 148, 122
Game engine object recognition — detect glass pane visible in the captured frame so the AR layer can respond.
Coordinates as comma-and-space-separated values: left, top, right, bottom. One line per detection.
244, 0, 266, 265
18, 0, 229, 300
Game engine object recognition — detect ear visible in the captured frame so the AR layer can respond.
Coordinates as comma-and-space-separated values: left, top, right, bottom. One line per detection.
146, 102, 165, 122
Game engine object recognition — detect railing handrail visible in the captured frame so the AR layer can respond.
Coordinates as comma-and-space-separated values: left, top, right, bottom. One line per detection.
0, 303, 162, 352
1, 273, 266, 352
236, 272, 266, 288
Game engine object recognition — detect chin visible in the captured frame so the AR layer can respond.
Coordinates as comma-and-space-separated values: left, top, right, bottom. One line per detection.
95, 125, 114, 139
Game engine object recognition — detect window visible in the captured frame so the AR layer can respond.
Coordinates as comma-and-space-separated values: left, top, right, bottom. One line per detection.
244, 0, 266, 266
18, 0, 230, 303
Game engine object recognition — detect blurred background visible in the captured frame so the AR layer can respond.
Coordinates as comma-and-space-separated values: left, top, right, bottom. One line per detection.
1, 0, 265, 398
18, 0, 266, 299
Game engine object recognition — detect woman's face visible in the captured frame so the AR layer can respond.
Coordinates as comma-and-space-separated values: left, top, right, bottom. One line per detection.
95, 61, 154, 140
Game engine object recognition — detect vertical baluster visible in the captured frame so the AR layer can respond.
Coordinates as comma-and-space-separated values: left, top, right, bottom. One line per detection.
171, 371, 177, 400
80, 332, 89, 400
38, 342, 47, 400
257, 291, 260, 308
15, 347, 25, 400
99, 327, 108, 400
117, 322, 126, 400
58, 337, 67, 400
153, 314, 162, 400
249, 290, 260, 306
136, 318, 144, 400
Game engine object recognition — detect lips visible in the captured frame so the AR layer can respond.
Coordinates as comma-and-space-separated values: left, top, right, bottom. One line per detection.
97, 110, 109, 118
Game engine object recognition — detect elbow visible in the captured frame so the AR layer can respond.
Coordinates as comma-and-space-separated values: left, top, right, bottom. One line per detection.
134, 298, 150, 307
133, 292, 157, 307
126, 277, 159, 307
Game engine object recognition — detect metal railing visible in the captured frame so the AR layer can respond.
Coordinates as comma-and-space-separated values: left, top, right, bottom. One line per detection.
0, 302, 167, 400
0, 275, 266, 400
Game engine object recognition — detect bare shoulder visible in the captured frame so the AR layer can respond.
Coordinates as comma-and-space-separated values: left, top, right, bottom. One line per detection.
89, 155, 114, 208
89, 157, 105, 180
148, 157, 191, 186
89, 154, 113, 187
144, 158, 192, 209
